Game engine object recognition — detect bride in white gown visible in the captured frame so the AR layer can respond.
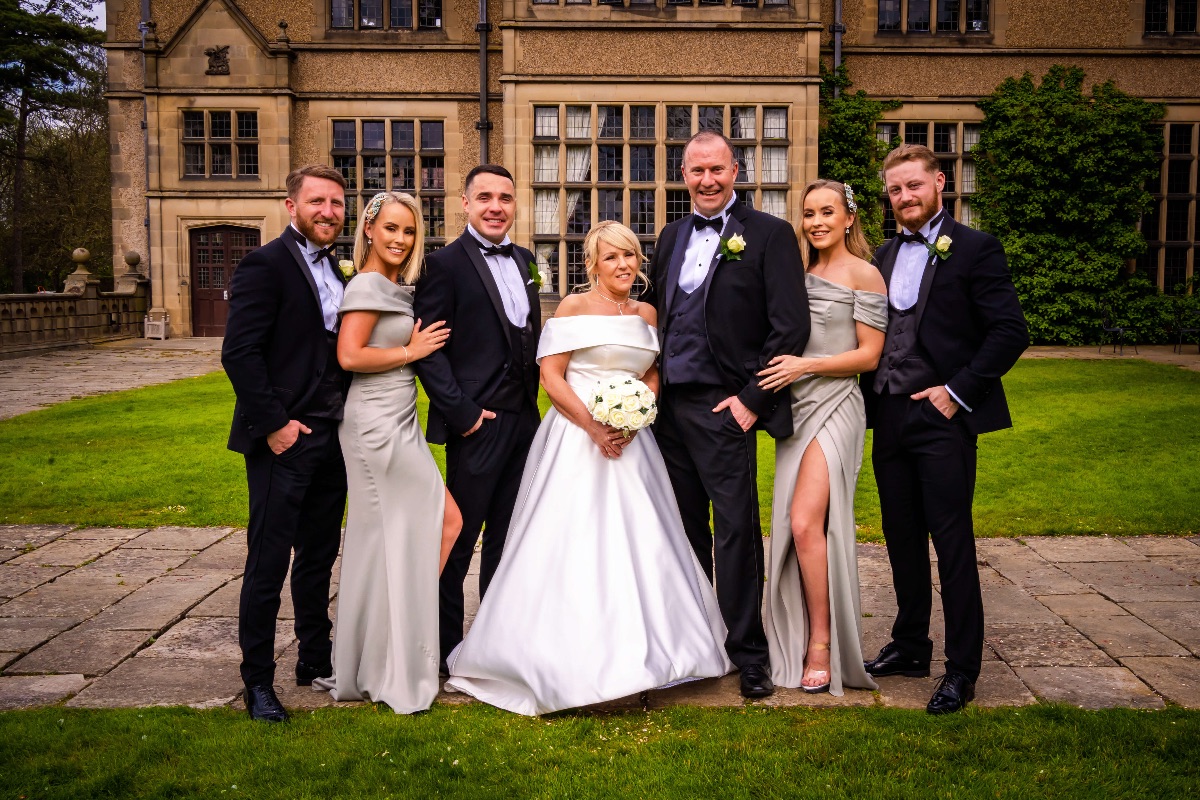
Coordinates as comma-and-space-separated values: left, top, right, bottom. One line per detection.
445, 222, 732, 715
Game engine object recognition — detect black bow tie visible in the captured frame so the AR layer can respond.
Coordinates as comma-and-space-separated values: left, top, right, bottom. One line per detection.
693, 215, 724, 234
477, 240, 515, 258
896, 230, 927, 245
286, 227, 335, 262
313, 245, 335, 262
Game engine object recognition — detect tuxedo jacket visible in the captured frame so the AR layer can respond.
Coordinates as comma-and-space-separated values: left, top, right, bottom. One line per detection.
861, 216, 1029, 436
221, 232, 350, 455
413, 232, 542, 445
641, 202, 810, 440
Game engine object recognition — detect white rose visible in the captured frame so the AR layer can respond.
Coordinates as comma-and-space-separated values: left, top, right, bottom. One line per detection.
645, 406, 658, 424
725, 233, 746, 254
626, 410, 646, 430
602, 388, 623, 408
623, 394, 643, 412
935, 235, 953, 253
608, 409, 629, 429
590, 400, 608, 420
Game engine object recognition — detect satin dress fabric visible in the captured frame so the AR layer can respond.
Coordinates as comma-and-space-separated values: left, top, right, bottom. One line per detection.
445, 315, 733, 716
764, 273, 888, 696
314, 272, 445, 713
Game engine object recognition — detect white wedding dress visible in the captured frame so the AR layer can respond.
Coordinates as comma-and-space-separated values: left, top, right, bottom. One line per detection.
444, 315, 732, 715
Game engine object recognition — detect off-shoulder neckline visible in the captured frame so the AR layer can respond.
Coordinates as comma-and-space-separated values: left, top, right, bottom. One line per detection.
806, 270, 886, 298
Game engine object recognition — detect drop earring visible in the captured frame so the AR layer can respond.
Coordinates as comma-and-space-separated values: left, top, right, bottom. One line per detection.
845, 227, 850, 235
366, 237, 372, 246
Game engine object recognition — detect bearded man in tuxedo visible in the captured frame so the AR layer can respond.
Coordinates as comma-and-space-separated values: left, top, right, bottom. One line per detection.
222, 164, 351, 722
861, 144, 1029, 714
640, 131, 809, 699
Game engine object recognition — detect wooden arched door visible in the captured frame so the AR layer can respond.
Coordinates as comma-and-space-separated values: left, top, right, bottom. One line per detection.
190, 226, 260, 336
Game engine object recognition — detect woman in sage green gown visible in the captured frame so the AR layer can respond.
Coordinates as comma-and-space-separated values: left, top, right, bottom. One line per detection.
314, 191, 461, 713
759, 180, 888, 696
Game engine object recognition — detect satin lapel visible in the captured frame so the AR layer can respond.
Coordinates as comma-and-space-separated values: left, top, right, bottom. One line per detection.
662, 220, 689, 315
702, 211, 745, 306
283, 232, 324, 315
463, 235, 513, 349
913, 217, 955, 329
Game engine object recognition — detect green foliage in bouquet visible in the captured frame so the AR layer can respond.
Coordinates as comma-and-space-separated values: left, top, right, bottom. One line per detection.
972, 65, 1164, 345
817, 63, 900, 251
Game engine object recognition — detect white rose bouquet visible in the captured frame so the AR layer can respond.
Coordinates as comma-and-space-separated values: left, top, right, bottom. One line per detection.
587, 377, 657, 435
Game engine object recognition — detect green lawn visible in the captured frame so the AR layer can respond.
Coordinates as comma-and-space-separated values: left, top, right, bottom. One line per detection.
0, 705, 1196, 799
0, 359, 1196, 537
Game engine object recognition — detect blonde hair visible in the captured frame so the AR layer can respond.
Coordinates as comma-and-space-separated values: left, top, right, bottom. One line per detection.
797, 179, 873, 270
582, 221, 650, 290
353, 192, 425, 284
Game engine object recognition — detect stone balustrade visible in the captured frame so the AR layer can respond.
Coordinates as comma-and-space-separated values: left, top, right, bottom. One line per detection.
0, 251, 150, 359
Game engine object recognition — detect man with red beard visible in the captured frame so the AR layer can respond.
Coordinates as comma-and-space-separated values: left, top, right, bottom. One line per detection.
222, 165, 350, 722
861, 144, 1028, 714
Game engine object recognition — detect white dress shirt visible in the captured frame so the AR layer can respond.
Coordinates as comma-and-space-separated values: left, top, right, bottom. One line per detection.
889, 214, 944, 312
291, 223, 344, 332
889, 214, 971, 412
678, 193, 738, 295
467, 225, 530, 327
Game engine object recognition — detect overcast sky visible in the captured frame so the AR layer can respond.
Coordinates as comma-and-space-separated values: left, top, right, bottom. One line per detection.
90, 0, 106, 30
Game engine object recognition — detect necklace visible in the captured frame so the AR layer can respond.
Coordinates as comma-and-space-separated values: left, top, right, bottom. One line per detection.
593, 287, 631, 315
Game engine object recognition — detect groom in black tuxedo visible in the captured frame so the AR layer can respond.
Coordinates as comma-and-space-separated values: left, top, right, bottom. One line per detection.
641, 131, 809, 698
414, 164, 542, 670
222, 164, 351, 722
861, 144, 1028, 714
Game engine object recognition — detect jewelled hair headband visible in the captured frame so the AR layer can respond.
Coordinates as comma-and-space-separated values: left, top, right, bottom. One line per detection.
844, 183, 858, 213
364, 192, 388, 224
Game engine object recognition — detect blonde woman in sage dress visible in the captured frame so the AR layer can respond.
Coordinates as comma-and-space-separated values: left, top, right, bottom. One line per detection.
314, 192, 462, 713
759, 180, 887, 696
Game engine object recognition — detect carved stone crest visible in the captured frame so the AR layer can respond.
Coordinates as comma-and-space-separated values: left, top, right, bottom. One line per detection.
204, 45, 230, 76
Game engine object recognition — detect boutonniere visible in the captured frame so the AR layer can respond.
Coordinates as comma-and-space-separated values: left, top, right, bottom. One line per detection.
926, 235, 953, 261
337, 259, 355, 278
720, 233, 746, 261
527, 260, 543, 288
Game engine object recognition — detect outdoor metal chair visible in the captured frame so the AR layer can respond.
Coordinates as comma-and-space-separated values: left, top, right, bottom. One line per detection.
1173, 305, 1200, 354
1099, 304, 1138, 355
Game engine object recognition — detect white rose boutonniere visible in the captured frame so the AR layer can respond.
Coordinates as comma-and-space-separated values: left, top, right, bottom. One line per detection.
720, 233, 746, 261
337, 259, 355, 278
926, 235, 953, 261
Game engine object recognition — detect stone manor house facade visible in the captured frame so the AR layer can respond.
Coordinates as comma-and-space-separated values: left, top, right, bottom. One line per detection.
103, 0, 1199, 336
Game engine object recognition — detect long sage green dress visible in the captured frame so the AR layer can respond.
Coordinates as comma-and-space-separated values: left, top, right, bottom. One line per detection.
764, 272, 888, 696
314, 271, 444, 713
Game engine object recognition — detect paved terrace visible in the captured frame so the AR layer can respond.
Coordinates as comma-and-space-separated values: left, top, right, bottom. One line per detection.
1, 526, 1198, 713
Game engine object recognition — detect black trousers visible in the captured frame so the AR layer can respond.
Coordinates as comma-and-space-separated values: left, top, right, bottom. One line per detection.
871, 392, 983, 682
239, 419, 346, 686
654, 384, 768, 669
440, 405, 540, 665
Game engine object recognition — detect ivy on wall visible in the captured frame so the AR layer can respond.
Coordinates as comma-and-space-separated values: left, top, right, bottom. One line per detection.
817, 64, 899, 251
971, 65, 1165, 345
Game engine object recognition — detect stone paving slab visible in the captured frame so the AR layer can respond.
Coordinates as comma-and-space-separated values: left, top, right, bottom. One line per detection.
1121, 602, 1200, 656
0, 525, 72, 559
0, 674, 88, 710
1124, 536, 1200, 558
0, 572, 141, 619
90, 573, 228, 631
61, 527, 150, 542
0, 564, 71, 599
985, 623, 1117, 668
0, 617, 77, 653
1155, 556, 1200, 583
140, 616, 292, 662
7, 537, 123, 568
1036, 593, 1129, 618
182, 532, 246, 571
1022, 536, 1144, 563
83, 547, 196, 575
67, 657, 241, 709
131, 527, 236, 551
6, 623, 152, 677
1069, 614, 1190, 659
1120, 657, 1200, 709
979, 584, 1064, 625
1014, 666, 1164, 710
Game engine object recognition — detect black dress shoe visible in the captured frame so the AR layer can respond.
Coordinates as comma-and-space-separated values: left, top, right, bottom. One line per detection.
864, 642, 931, 678
295, 661, 333, 686
926, 672, 975, 715
739, 664, 775, 698
245, 684, 289, 723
